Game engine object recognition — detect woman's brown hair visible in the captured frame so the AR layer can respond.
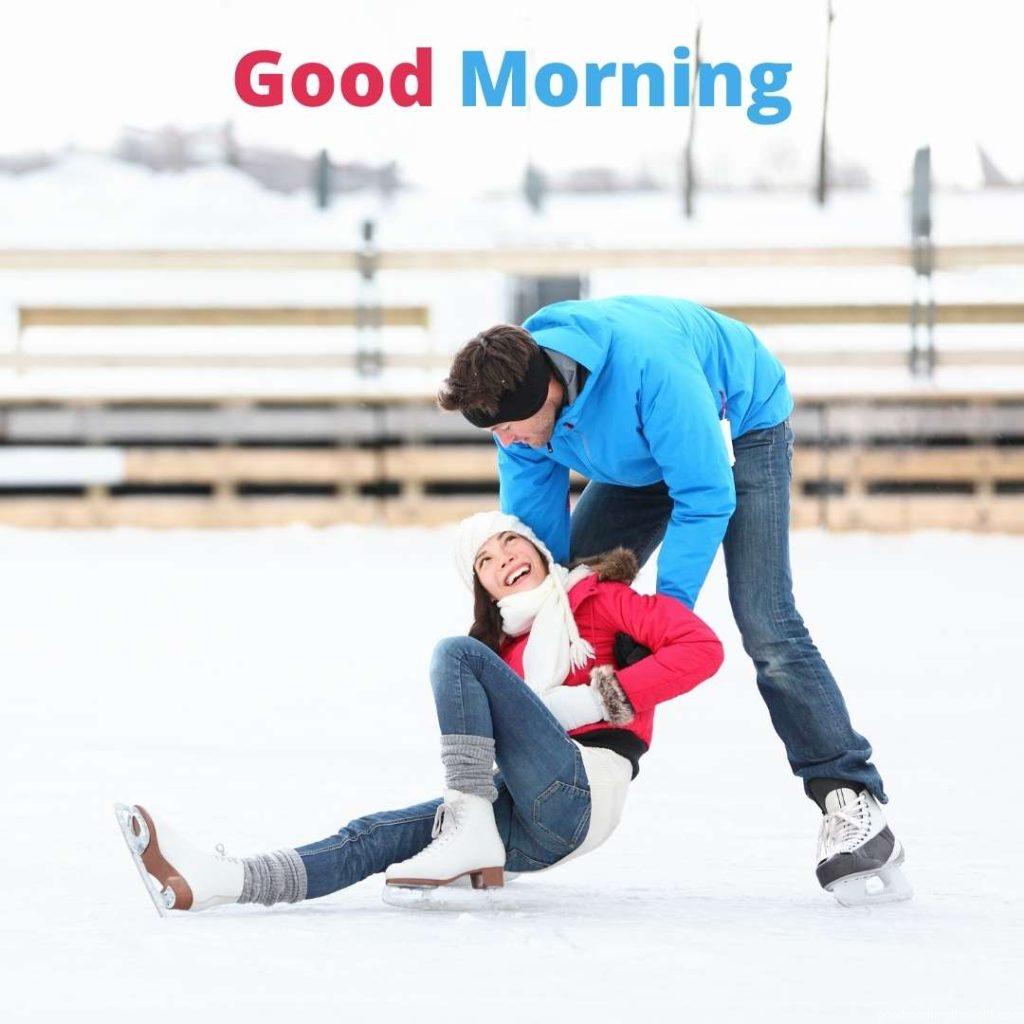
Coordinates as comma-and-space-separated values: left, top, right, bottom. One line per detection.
469, 575, 504, 654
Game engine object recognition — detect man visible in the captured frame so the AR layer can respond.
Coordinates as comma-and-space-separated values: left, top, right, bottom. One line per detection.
438, 295, 911, 906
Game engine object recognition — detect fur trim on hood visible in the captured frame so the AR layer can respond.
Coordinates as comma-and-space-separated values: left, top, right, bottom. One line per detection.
569, 547, 639, 586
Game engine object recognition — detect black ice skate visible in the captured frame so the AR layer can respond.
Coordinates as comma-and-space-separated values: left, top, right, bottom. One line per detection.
813, 785, 913, 907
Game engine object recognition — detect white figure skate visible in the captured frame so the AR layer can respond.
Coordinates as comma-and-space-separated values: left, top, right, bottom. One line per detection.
815, 789, 913, 907
384, 790, 505, 893
114, 803, 244, 915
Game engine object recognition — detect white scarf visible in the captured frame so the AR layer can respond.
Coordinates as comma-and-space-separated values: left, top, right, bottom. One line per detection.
498, 564, 595, 695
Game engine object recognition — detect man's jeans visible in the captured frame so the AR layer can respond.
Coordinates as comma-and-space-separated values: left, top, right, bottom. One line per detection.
570, 418, 886, 803
297, 636, 592, 899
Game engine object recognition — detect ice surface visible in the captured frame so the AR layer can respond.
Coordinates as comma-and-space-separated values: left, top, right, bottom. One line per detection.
1, 526, 1022, 1022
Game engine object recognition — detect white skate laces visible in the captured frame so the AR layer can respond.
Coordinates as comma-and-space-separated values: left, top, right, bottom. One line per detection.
818, 792, 873, 859
431, 802, 453, 841
214, 842, 240, 864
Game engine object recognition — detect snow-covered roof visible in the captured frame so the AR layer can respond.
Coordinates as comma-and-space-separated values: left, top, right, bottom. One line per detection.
2, 154, 1023, 251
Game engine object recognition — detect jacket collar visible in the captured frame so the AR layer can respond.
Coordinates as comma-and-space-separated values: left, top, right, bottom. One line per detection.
502, 574, 596, 651
525, 303, 612, 424
567, 572, 600, 611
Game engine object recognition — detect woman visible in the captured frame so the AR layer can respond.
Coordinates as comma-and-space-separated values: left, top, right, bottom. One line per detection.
116, 511, 723, 914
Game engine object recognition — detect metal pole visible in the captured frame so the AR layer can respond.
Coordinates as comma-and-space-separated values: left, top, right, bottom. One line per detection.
356, 219, 383, 377
816, 0, 834, 206
315, 149, 331, 210
909, 146, 935, 377
683, 22, 702, 219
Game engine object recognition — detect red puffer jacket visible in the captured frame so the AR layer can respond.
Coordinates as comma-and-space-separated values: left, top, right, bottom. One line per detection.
499, 549, 724, 748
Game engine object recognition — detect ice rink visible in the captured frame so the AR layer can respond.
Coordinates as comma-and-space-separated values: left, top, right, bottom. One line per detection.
2, 525, 1022, 1022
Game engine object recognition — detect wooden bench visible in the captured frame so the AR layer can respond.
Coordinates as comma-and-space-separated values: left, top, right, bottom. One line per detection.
1, 391, 1023, 532
11, 301, 1023, 372
3, 442, 1001, 533
7, 304, 432, 372
3, 244, 1024, 272
16, 305, 430, 331
713, 303, 1024, 326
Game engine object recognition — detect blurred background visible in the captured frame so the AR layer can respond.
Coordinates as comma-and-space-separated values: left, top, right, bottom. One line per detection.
0, 0, 1021, 532
4, 6, 1024, 1015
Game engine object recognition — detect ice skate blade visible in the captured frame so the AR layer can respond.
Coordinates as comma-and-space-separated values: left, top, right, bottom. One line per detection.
826, 864, 913, 908
113, 803, 194, 916
381, 878, 509, 912
385, 865, 504, 890
114, 803, 168, 918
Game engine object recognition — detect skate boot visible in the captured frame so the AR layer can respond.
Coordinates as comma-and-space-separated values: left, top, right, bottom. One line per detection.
114, 804, 243, 916
385, 789, 505, 891
813, 785, 912, 907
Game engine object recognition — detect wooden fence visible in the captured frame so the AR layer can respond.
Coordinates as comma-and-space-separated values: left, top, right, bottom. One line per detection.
2, 243, 1021, 530
0, 391, 1021, 531
2, 243, 1023, 271
6, 298, 1021, 372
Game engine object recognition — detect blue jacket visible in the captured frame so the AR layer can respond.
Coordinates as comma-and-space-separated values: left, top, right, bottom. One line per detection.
497, 296, 793, 608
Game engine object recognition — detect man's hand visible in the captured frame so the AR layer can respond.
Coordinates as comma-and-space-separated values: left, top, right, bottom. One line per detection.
614, 632, 652, 669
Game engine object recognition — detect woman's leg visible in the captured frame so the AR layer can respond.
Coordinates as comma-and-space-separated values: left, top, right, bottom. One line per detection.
294, 798, 441, 901
258, 637, 590, 903
429, 635, 592, 865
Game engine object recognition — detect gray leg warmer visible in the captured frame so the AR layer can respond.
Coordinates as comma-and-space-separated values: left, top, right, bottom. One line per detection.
441, 734, 497, 802
239, 849, 308, 906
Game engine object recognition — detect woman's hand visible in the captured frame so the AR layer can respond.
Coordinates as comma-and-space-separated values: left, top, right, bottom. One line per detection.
542, 667, 636, 731
542, 684, 607, 731
589, 665, 635, 726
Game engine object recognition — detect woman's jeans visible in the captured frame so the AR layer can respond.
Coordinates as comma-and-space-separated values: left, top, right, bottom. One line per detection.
297, 637, 591, 900
570, 418, 886, 803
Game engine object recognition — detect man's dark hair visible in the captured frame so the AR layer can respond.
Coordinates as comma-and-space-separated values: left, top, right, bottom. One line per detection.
437, 324, 537, 418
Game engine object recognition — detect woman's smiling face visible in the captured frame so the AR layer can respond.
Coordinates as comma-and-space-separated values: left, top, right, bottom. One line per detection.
474, 531, 548, 600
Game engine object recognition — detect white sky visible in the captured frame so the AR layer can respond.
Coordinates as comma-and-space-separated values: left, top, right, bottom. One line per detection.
3, 0, 1021, 190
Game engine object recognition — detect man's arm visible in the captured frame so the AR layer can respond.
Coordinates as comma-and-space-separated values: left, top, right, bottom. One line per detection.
597, 582, 725, 712
496, 438, 572, 562
640, 349, 736, 608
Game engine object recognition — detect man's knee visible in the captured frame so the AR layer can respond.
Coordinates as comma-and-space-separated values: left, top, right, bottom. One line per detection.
732, 600, 810, 663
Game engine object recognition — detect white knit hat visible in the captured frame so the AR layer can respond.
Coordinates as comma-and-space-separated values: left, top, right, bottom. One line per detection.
453, 510, 595, 692
454, 510, 553, 591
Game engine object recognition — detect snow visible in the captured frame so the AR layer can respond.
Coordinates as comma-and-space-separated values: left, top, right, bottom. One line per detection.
0, 447, 125, 485
3, 154, 1024, 250
2, 526, 1021, 1022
